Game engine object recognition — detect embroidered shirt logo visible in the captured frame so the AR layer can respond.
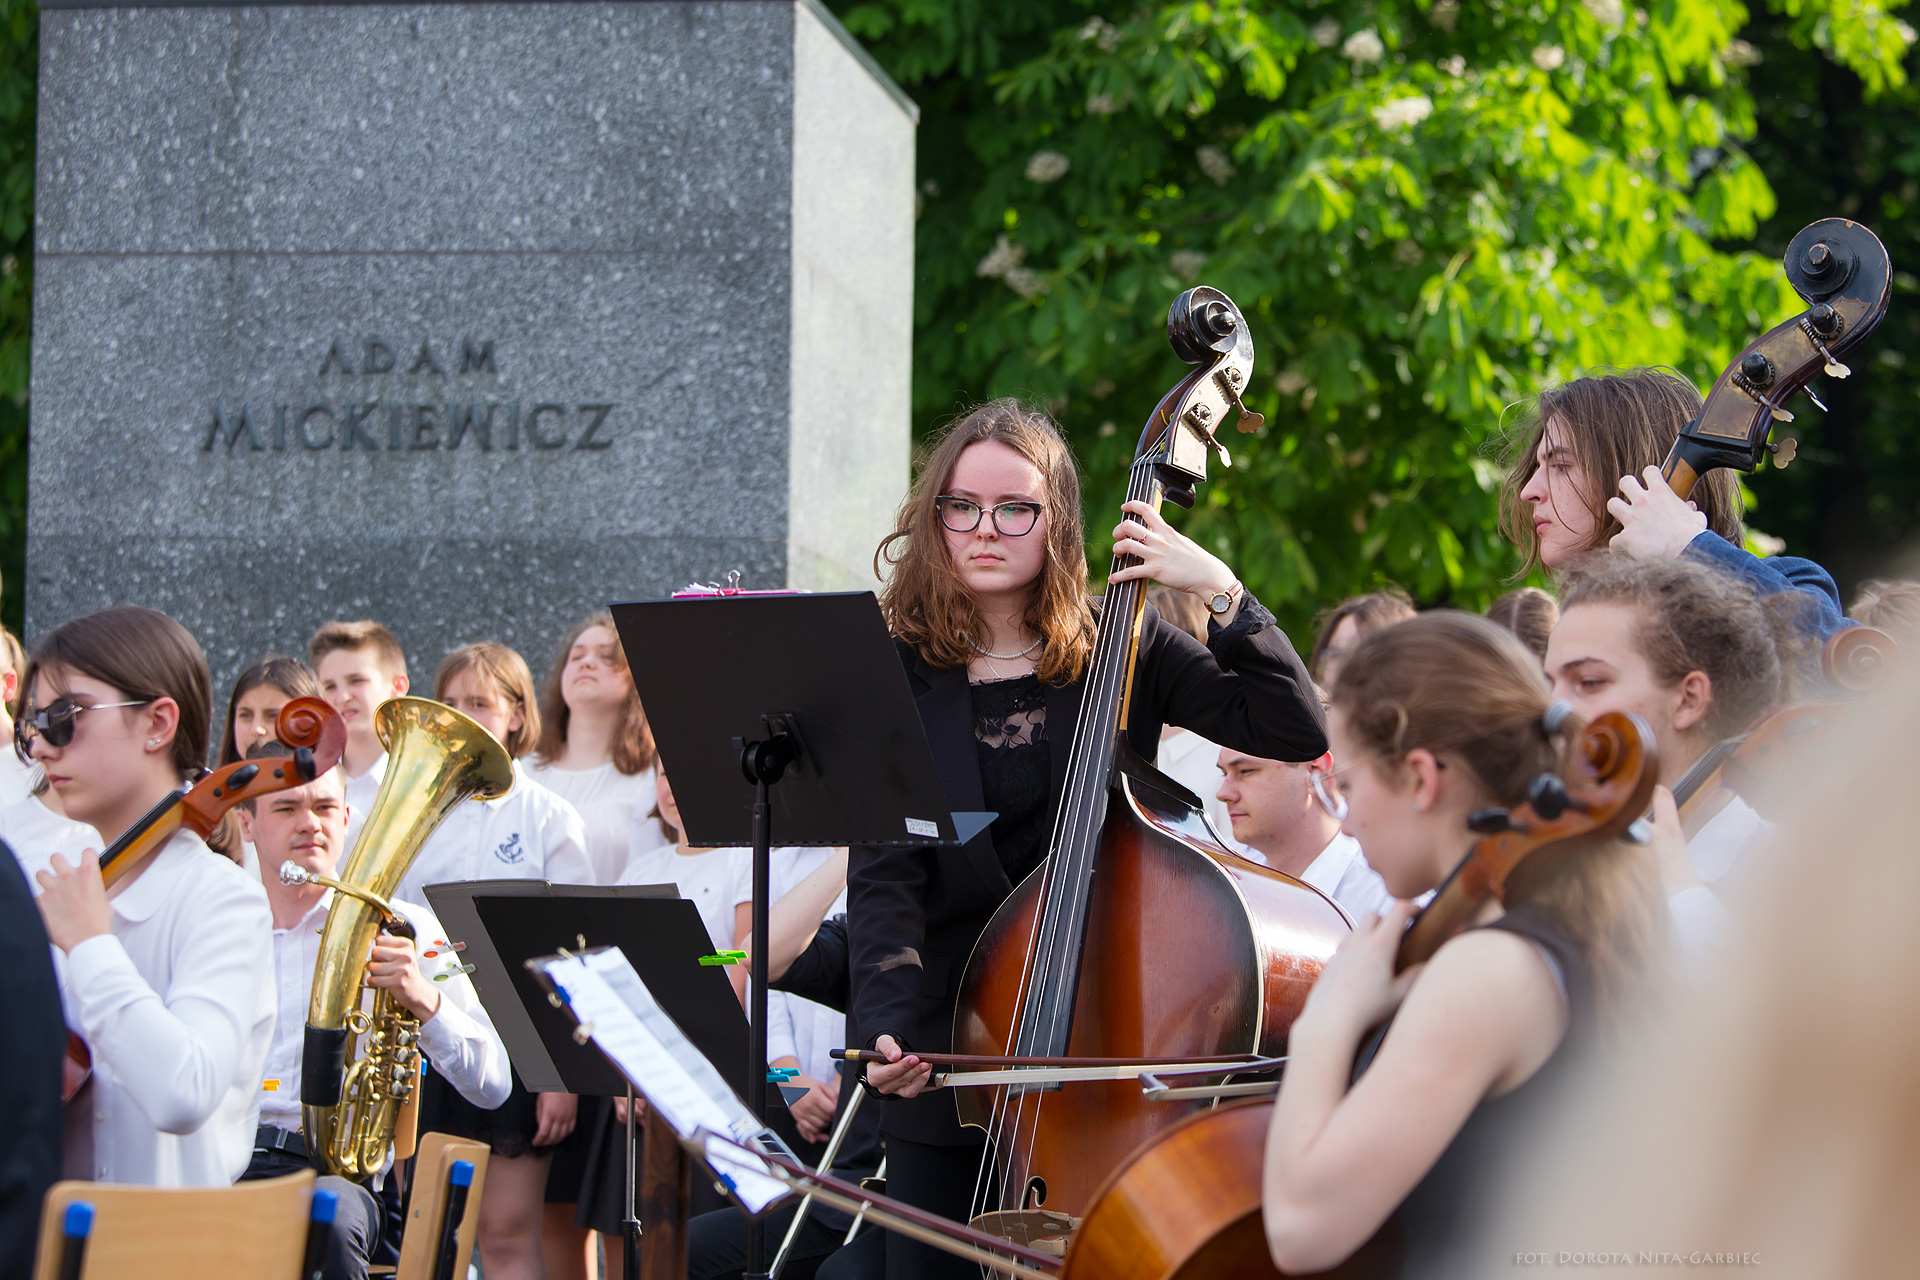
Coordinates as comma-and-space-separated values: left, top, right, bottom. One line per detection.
494, 832, 526, 865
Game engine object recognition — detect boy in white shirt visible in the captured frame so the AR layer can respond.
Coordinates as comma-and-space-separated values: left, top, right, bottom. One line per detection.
308, 620, 410, 852
1214, 745, 1396, 923
239, 742, 510, 1280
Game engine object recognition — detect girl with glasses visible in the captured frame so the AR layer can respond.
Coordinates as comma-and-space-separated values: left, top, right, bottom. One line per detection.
851, 398, 1326, 1280
1261, 611, 1669, 1274
23, 605, 277, 1187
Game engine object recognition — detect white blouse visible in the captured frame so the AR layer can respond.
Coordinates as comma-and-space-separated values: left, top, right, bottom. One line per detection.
523, 758, 656, 885
58, 831, 276, 1186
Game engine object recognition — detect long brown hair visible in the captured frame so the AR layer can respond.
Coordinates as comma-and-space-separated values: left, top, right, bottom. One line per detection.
1500, 368, 1745, 576
1332, 611, 1667, 1024
533, 613, 655, 775
1486, 587, 1560, 662
434, 642, 541, 759
24, 606, 235, 858
218, 655, 320, 767
876, 400, 1097, 685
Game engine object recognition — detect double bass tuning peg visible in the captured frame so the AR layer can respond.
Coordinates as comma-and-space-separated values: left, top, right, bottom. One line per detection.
1215, 366, 1265, 434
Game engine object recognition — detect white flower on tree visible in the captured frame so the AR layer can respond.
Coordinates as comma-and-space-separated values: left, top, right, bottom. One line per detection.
1086, 92, 1121, 116
1311, 18, 1342, 48
1196, 145, 1237, 184
1343, 29, 1386, 64
1371, 95, 1433, 130
1002, 266, 1048, 298
1169, 250, 1208, 281
1583, 0, 1625, 26
1025, 150, 1071, 183
976, 234, 1026, 278
1531, 44, 1566, 70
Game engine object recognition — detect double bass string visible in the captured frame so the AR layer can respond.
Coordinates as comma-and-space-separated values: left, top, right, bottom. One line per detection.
971, 440, 1168, 1226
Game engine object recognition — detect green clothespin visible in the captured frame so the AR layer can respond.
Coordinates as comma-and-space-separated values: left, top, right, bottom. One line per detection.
699, 950, 748, 967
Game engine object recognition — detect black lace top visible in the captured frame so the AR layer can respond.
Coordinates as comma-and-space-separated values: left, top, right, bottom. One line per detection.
971, 674, 1051, 884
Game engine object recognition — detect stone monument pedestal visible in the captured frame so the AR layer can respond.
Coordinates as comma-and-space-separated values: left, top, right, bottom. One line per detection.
28, 0, 915, 688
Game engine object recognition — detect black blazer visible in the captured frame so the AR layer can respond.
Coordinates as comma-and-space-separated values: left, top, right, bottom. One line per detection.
846, 595, 1326, 1145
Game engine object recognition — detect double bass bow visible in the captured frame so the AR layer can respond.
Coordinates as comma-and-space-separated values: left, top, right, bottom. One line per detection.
949, 286, 1351, 1244
1659, 217, 1891, 501
1058, 708, 1661, 1280
61, 695, 347, 1101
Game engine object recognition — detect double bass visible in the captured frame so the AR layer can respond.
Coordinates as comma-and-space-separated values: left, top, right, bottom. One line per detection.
949, 286, 1351, 1242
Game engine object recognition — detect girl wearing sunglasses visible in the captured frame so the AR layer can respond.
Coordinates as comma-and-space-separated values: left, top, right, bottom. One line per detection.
850, 399, 1327, 1279
24, 605, 276, 1188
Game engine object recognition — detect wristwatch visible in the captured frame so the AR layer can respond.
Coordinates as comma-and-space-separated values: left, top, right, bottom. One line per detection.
1205, 581, 1242, 616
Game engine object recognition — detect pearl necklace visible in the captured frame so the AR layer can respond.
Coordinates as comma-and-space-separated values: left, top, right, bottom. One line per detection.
969, 635, 1043, 661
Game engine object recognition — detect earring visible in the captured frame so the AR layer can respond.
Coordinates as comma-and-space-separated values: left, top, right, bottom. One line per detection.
146, 738, 161, 748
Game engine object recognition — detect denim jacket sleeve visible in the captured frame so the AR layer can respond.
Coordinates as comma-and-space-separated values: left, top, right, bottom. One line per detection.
1681, 531, 1855, 642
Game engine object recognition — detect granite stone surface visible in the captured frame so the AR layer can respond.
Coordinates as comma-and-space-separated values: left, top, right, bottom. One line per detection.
29, 0, 915, 702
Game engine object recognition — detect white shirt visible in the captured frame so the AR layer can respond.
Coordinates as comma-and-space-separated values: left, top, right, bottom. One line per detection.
617, 843, 755, 951
258, 891, 510, 1139
1155, 728, 1244, 851
2, 794, 103, 883
523, 758, 656, 885
737, 848, 846, 1082
1295, 833, 1396, 922
1687, 793, 1773, 886
0, 748, 42, 808
341, 752, 389, 857
58, 831, 275, 1186
396, 761, 594, 904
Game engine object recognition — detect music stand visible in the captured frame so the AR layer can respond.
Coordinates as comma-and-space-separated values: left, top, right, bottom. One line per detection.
610, 590, 992, 1275
423, 881, 753, 1277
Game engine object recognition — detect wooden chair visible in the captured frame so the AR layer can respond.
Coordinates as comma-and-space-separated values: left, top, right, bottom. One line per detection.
394, 1133, 489, 1280
31, 1170, 317, 1280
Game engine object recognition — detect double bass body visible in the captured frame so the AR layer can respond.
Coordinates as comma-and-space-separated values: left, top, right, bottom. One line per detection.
953, 754, 1349, 1221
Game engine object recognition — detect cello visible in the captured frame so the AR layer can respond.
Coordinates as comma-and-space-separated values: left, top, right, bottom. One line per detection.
949, 286, 1351, 1242
1059, 708, 1659, 1280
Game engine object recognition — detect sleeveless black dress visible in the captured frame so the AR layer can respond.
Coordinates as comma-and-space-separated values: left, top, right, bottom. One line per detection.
1359, 902, 1595, 1278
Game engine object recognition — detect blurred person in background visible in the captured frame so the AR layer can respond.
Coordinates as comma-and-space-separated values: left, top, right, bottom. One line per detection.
1848, 577, 1920, 647
1309, 587, 1416, 688
1486, 587, 1559, 664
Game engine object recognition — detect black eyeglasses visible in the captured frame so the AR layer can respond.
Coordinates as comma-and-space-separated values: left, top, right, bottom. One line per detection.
935, 496, 1045, 537
15, 697, 153, 762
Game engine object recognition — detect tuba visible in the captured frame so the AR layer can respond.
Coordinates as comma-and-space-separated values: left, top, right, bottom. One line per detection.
293, 696, 515, 1180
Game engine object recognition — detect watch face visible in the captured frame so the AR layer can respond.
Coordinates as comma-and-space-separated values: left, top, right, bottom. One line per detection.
1209, 591, 1232, 614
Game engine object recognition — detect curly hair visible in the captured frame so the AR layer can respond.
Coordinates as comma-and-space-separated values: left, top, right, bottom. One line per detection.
1559, 556, 1787, 741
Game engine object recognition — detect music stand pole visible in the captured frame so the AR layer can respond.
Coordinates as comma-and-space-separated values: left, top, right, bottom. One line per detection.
740, 730, 800, 1277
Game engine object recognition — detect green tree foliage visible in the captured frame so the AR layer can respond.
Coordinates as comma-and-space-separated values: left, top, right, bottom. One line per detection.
0, 0, 28, 636
1740, 4, 1920, 595
831, 0, 1914, 636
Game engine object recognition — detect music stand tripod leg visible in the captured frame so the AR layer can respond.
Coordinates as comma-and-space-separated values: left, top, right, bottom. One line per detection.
740, 727, 801, 1278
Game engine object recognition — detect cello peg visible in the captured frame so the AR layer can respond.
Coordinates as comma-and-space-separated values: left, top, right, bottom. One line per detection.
1466, 808, 1513, 835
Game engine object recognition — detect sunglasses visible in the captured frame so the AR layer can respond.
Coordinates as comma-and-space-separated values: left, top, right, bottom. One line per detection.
15, 698, 154, 762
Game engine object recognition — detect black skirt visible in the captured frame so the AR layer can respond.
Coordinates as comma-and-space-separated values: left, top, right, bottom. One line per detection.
420, 1062, 557, 1160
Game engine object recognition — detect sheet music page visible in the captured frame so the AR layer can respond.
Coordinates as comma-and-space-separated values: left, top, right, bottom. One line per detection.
534, 949, 790, 1213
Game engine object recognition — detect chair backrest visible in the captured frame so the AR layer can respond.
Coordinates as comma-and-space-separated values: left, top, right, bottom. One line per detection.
396, 1133, 489, 1280
32, 1171, 315, 1280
